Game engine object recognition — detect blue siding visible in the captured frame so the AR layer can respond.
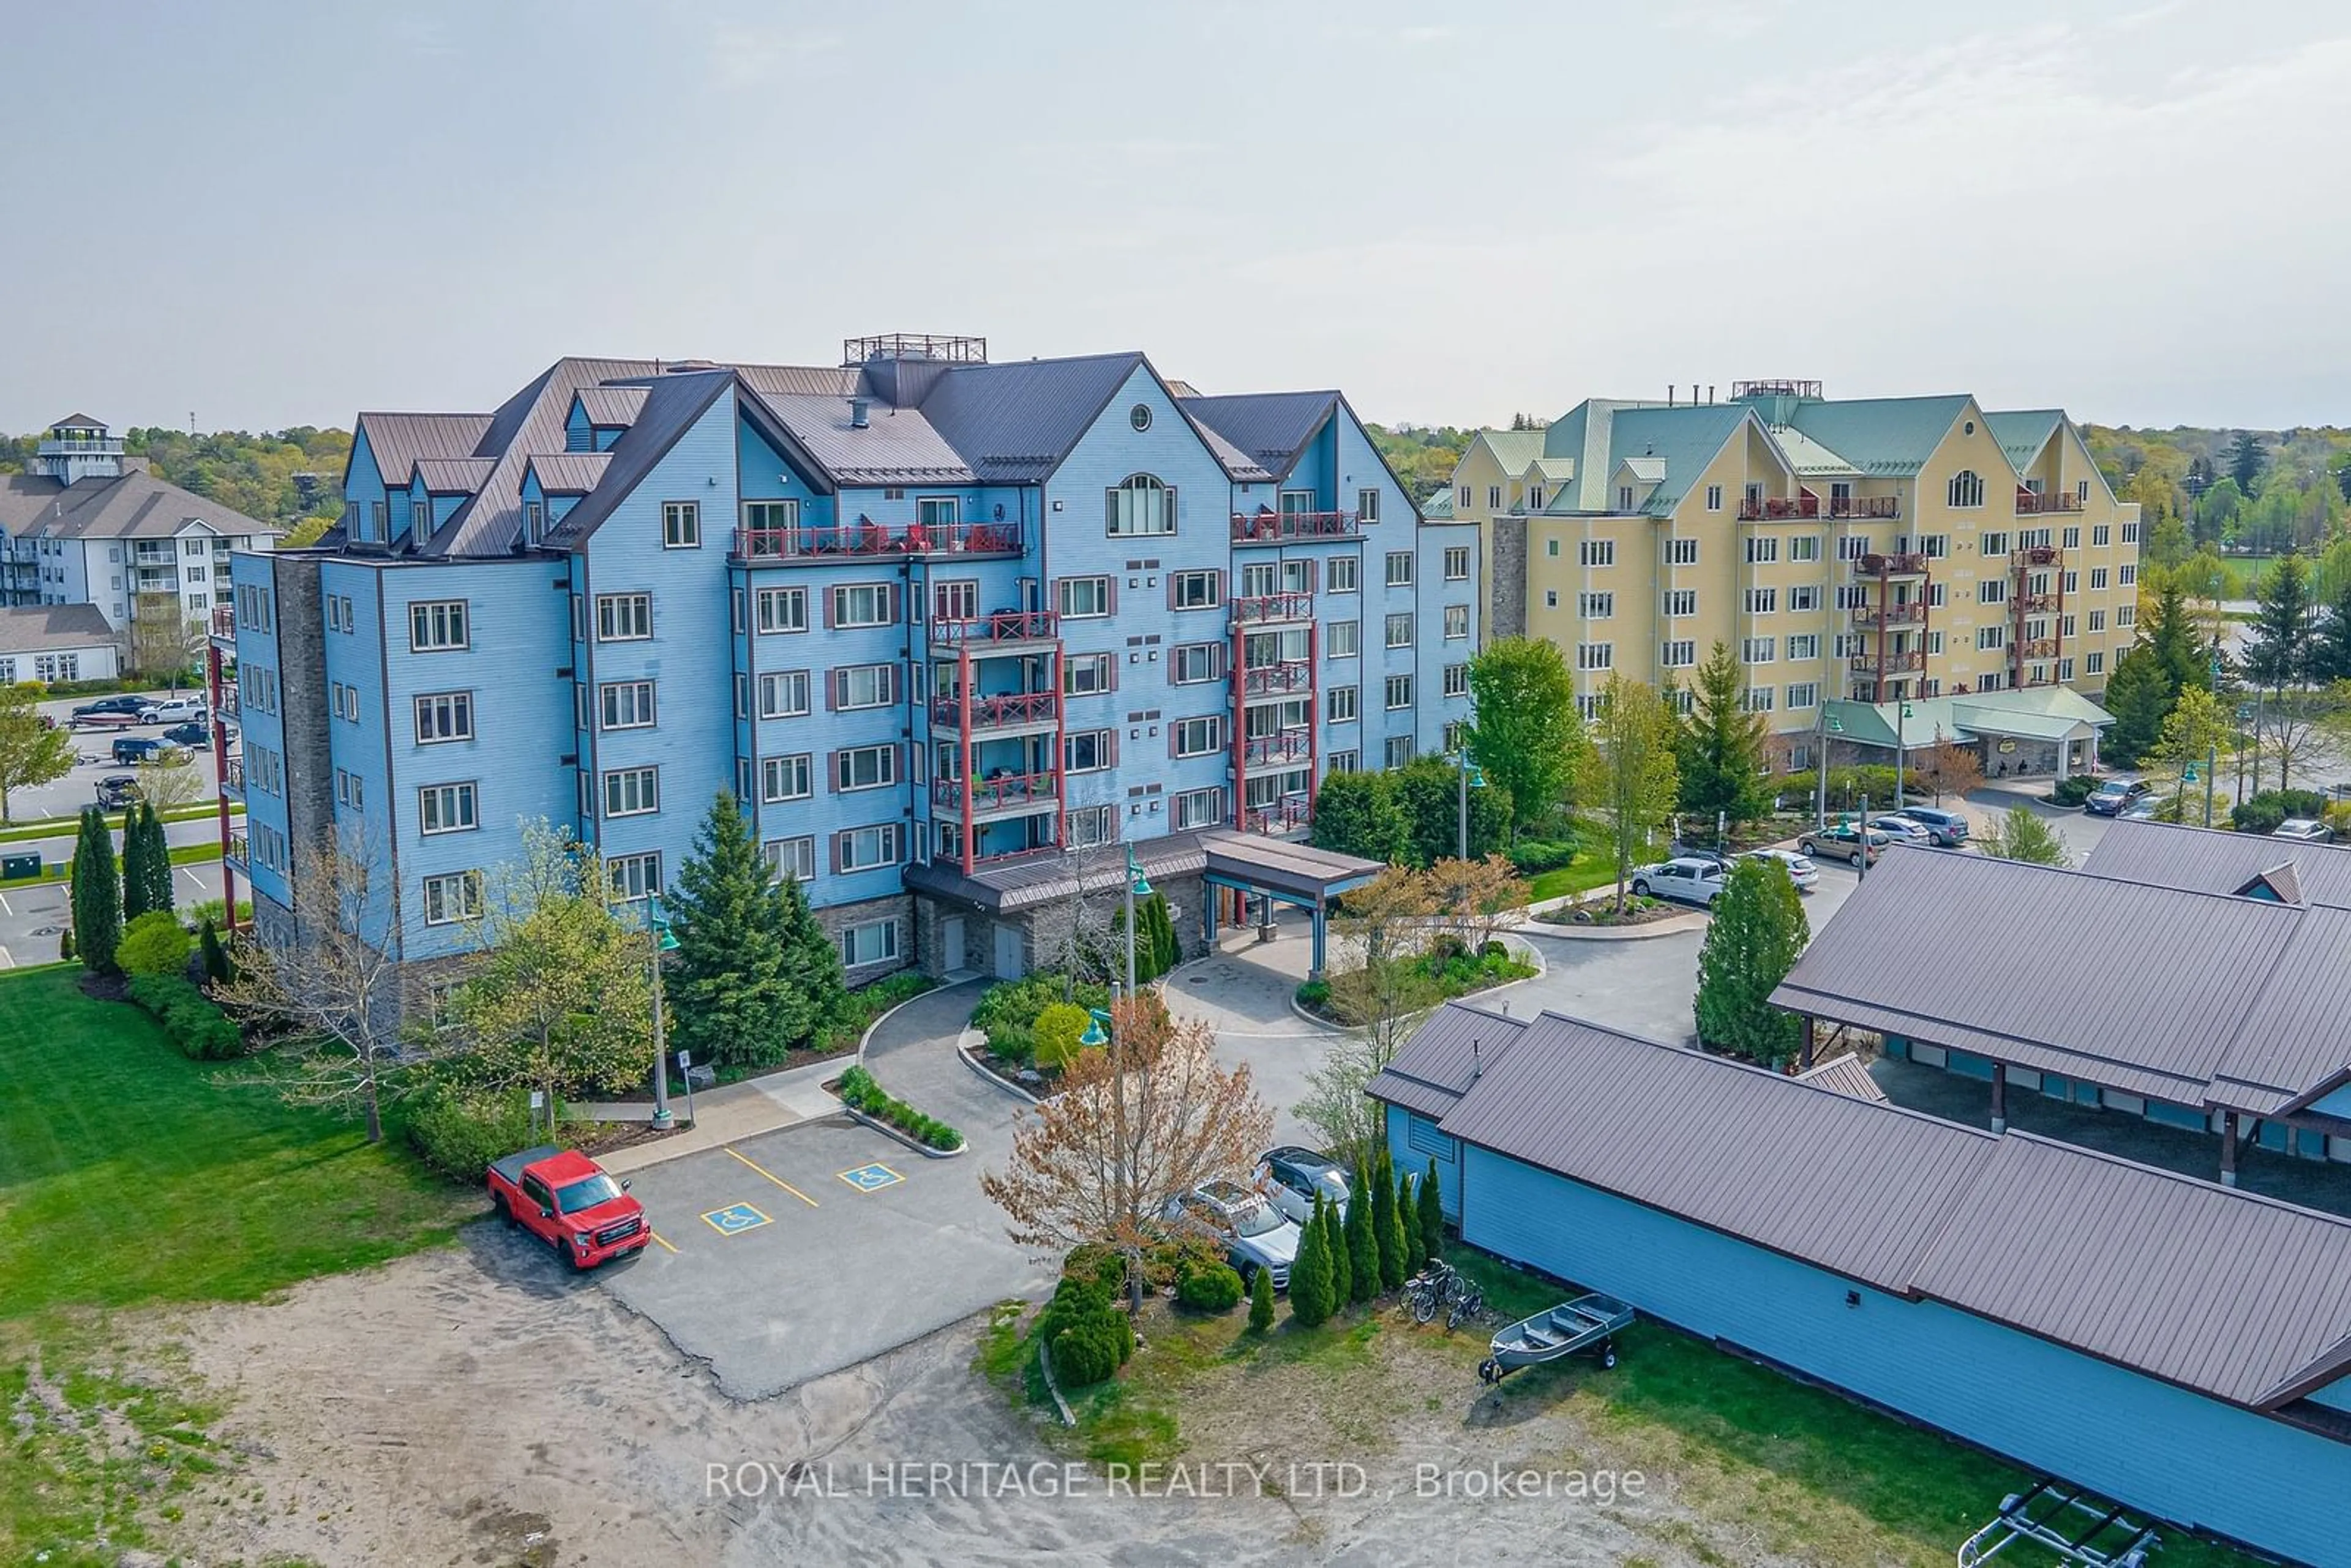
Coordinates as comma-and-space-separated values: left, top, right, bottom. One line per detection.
345, 430, 388, 545
226, 553, 292, 910
1459, 1143, 2351, 1568
1386, 1105, 1461, 1220
2312, 1083, 2351, 1120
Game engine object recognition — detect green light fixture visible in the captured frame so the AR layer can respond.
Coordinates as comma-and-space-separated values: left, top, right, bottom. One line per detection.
1080, 1007, 1112, 1048
1127, 846, 1152, 899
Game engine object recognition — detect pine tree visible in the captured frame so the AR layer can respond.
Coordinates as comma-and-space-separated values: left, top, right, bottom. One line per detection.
1695, 860, 1812, 1066
198, 915, 231, 985
137, 804, 173, 917
2312, 575, 2351, 686
2243, 553, 2314, 693
70, 805, 122, 975
1287, 1194, 1333, 1327
664, 791, 812, 1068
1372, 1146, 1408, 1291
1419, 1157, 1445, 1262
2228, 430, 2267, 494
1677, 641, 1771, 828
1247, 1261, 1275, 1332
1322, 1188, 1352, 1307
776, 860, 846, 1022
1400, 1165, 1427, 1275
119, 803, 156, 921
1343, 1160, 1379, 1304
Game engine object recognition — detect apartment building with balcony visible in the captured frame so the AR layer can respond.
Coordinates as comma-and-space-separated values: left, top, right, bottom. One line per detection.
225, 338, 1474, 1002
1457, 381, 2140, 767
0, 415, 276, 635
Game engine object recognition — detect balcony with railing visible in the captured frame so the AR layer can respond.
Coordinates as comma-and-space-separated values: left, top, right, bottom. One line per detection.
930, 690, 1060, 735
219, 688, 241, 719
732, 520, 1021, 560
932, 770, 1060, 822
2015, 637, 2060, 661
2013, 592, 2058, 615
1851, 602, 1927, 629
2011, 545, 2064, 568
1231, 510, 1359, 544
1240, 660, 1314, 697
221, 758, 246, 797
2014, 490, 2083, 515
1242, 798, 1311, 835
928, 610, 1060, 651
131, 542, 175, 565
1736, 494, 1902, 521
1242, 730, 1314, 768
1230, 591, 1314, 627
1849, 649, 1926, 675
133, 569, 179, 594
226, 831, 250, 868
1855, 552, 1929, 577
210, 606, 237, 639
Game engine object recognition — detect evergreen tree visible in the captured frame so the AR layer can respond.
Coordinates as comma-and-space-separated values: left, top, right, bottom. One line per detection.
2227, 430, 2267, 494
1694, 860, 1811, 1067
1371, 1146, 1407, 1291
1419, 1157, 1445, 1262
1310, 770, 1411, 864
1399, 1165, 1427, 1275
119, 805, 156, 921
2311, 576, 2351, 686
1676, 641, 1772, 827
665, 790, 814, 1068
1248, 1260, 1275, 1332
1286, 1194, 1333, 1327
135, 804, 173, 917
69, 805, 122, 975
2099, 644, 2172, 767
198, 915, 231, 985
2242, 553, 2314, 693
776, 868, 847, 1021
1150, 890, 1182, 977
1109, 890, 1183, 983
1344, 1159, 1379, 1303
1323, 1187, 1352, 1306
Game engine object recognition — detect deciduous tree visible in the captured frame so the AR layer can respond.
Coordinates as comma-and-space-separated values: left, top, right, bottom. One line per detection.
70, 805, 121, 975
1310, 769, 1411, 865
134, 752, 204, 815
1977, 805, 2073, 868
1582, 672, 1680, 912
1464, 636, 1587, 838
1425, 854, 1528, 953
2157, 686, 2231, 819
0, 682, 72, 823
1677, 642, 1771, 828
126, 596, 206, 680
1693, 859, 1809, 1067
1393, 754, 1512, 866
1911, 731, 1983, 805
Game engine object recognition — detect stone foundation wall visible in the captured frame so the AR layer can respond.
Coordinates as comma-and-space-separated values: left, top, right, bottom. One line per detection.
816, 891, 916, 986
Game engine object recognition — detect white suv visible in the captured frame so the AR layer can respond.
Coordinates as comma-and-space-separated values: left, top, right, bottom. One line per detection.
1630, 857, 1727, 906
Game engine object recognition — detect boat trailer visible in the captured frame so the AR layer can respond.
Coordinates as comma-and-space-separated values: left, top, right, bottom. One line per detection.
1956, 1480, 2161, 1568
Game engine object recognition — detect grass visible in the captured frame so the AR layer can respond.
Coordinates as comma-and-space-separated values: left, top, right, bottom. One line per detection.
1524, 836, 1663, 906
10, 840, 223, 888
0, 800, 243, 844
0, 964, 473, 1561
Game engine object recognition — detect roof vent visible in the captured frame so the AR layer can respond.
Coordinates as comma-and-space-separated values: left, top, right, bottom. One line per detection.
849, 397, 871, 429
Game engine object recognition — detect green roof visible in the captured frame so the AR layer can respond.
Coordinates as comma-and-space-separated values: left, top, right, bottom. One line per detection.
1422, 487, 1455, 519
1778, 394, 1971, 476
1984, 410, 2064, 473
1472, 429, 1548, 474
1823, 685, 2113, 751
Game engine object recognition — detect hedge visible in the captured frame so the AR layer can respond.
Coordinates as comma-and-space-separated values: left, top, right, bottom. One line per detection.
836, 1063, 964, 1150
1772, 765, 1903, 811
409, 1086, 542, 1184
972, 972, 1111, 1065
1038, 1267, 1134, 1389
126, 972, 243, 1060
1176, 1264, 1245, 1313
1504, 838, 1580, 874
2231, 789, 2328, 836
2052, 775, 2098, 807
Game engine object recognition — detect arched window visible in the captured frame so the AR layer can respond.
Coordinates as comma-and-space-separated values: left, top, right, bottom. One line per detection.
1107, 473, 1174, 536
1947, 470, 1985, 509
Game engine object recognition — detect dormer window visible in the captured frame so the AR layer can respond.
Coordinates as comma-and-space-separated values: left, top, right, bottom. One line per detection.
525, 500, 545, 541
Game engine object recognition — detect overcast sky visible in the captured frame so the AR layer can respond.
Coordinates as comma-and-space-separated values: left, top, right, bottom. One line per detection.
4, 0, 2344, 435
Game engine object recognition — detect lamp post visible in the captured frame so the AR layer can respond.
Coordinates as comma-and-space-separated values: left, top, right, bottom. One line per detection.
644, 894, 680, 1131
2206, 656, 2223, 828
1122, 845, 1152, 1000
1815, 710, 1844, 829
1448, 748, 1487, 860
1895, 701, 1913, 810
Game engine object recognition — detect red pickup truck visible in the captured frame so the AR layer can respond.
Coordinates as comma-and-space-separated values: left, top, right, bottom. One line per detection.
487, 1146, 650, 1270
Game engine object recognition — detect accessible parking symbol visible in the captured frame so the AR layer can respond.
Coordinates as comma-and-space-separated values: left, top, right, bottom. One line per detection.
700, 1201, 773, 1236
837, 1163, 903, 1192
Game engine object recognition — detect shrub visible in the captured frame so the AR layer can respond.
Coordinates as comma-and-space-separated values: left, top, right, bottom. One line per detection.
1032, 1002, 1090, 1073
1037, 1266, 1134, 1386
118, 909, 193, 977
2232, 789, 2328, 836
1775, 765, 1903, 812
1504, 838, 1578, 874
59, 928, 75, 962
1176, 1264, 1245, 1313
408, 1086, 539, 1184
1049, 1319, 1122, 1387
1062, 1244, 1128, 1299
126, 972, 243, 1059
973, 973, 1112, 1064
2052, 775, 2098, 807
1247, 1263, 1275, 1331
1295, 979, 1330, 1012
197, 916, 231, 985
1145, 1232, 1227, 1292
834, 1063, 962, 1150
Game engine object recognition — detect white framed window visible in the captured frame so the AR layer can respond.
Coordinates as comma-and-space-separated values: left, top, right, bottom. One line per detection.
1978, 531, 2009, 557
1385, 612, 1414, 648
834, 745, 896, 792
834, 664, 896, 710
1385, 552, 1414, 587
1978, 671, 2007, 692
1173, 716, 1222, 757
1063, 653, 1112, 696
1575, 642, 1613, 671
1326, 556, 1359, 593
409, 599, 469, 651
1835, 585, 1868, 610
1487, 486, 1502, 511
609, 852, 662, 902
411, 497, 433, 536
759, 670, 811, 718
1663, 588, 1697, 618
1745, 587, 1778, 613
1172, 642, 1224, 683
1789, 585, 1820, 612
1065, 805, 1117, 850
1326, 685, 1358, 723
421, 871, 482, 927
1384, 673, 1414, 710
1385, 735, 1416, 767
2093, 524, 2110, 546
1443, 604, 1470, 639
2121, 521, 2140, 543
1786, 633, 1820, 661
762, 754, 812, 802
2062, 526, 2080, 550
1443, 546, 1469, 580
600, 680, 656, 730
1979, 579, 2006, 604
1172, 570, 1221, 609
839, 918, 901, 966
1617, 486, 1635, 511
933, 579, 979, 621
2085, 651, 2105, 675
742, 498, 800, 542
1741, 686, 1775, 713
1741, 637, 1775, 663
917, 496, 958, 529
1705, 485, 1723, 511
1578, 592, 1614, 618
1789, 534, 1820, 563
596, 593, 651, 640
1173, 787, 1224, 831
831, 583, 894, 628
1785, 682, 1818, 709
1662, 639, 1695, 668
1667, 538, 1699, 566
1065, 729, 1114, 772
1833, 633, 1859, 658
1977, 625, 2006, 651
1108, 474, 1174, 536
1359, 488, 1382, 523
765, 836, 816, 883
838, 826, 901, 874
1443, 662, 1469, 699
2088, 567, 2109, 590
602, 766, 659, 817
1922, 534, 1949, 558
757, 586, 808, 633
662, 500, 700, 549
1057, 576, 1111, 618
1578, 539, 1614, 567
1745, 536, 1779, 564
1327, 750, 1359, 775
2118, 564, 2137, 587
1947, 470, 1985, 508
2088, 609, 2106, 632
419, 782, 478, 835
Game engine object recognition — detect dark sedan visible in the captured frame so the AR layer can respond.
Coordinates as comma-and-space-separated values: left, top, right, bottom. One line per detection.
2084, 779, 2152, 816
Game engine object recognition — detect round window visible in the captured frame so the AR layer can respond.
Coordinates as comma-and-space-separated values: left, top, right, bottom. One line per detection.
1964, 419, 1976, 435
1130, 403, 1153, 432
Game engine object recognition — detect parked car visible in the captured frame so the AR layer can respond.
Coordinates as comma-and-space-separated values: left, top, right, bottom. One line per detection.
1746, 847, 1821, 892
1894, 806, 1970, 847
1163, 1179, 1300, 1292
162, 721, 212, 749
137, 696, 206, 725
1867, 814, 1935, 846
1630, 857, 1727, 906
1254, 1146, 1350, 1226
2084, 779, 2152, 816
1663, 844, 1733, 870
487, 1146, 649, 1271
1799, 823, 1894, 867
72, 695, 146, 721
2118, 795, 2162, 821
111, 736, 166, 765
95, 776, 143, 811
2273, 818, 2335, 843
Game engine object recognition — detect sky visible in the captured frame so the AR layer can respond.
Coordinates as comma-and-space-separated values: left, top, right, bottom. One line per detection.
2, 0, 2345, 435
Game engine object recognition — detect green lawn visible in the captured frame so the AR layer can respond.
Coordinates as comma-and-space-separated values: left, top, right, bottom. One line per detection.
10, 841, 223, 890
0, 800, 243, 844
1524, 836, 1661, 906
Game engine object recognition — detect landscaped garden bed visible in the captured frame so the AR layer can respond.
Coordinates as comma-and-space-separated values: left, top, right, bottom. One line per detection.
1295, 936, 1535, 1019
831, 1063, 965, 1153
964, 971, 1114, 1097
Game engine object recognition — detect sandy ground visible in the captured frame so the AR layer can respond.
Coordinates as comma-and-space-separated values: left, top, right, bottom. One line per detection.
134, 1227, 1821, 1568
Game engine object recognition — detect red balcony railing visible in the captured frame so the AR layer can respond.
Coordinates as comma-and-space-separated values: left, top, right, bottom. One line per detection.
932, 770, 1060, 814
1231, 511, 1359, 544
1851, 604, 1927, 628
2014, 592, 2058, 615
1243, 730, 1314, 767
1850, 650, 1925, 675
2015, 637, 2060, 660
2011, 545, 2064, 568
1243, 798, 1311, 835
2014, 490, 2083, 515
1857, 552, 1929, 576
732, 520, 1021, 559
930, 610, 1059, 645
1738, 496, 1821, 520
931, 691, 1059, 730
1240, 661, 1313, 696
1231, 591, 1314, 626
210, 606, 236, 639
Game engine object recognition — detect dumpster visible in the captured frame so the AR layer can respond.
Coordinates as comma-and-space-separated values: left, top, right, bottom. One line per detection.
0, 852, 39, 881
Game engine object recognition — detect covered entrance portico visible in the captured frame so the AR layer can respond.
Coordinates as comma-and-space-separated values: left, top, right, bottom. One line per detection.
1195, 831, 1383, 981
1816, 685, 2112, 785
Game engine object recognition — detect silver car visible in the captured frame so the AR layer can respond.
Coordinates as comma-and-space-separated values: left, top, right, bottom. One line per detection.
1745, 847, 1821, 892
1164, 1179, 1300, 1291
1254, 1146, 1351, 1226
1868, 814, 1935, 846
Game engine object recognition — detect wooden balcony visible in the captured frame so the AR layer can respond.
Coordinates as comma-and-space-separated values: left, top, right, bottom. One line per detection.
1231, 591, 1314, 626
1850, 650, 1925, 675
2014, 592, 2058, 615
1240, 660, 1313, 697
929, 610, 1060, 650
2014, 490, 2083, 515
932, 770, 1060, 821
2015, 637, 2061, 660
732, 520, 1021, 560
2011, 545, 2064, 568
1851, 604, 1927, 628
1736, 495, 1902, 521
1231, 511, 1358, 544
930, 691, 1059, 733
1856, 552, 1929, 576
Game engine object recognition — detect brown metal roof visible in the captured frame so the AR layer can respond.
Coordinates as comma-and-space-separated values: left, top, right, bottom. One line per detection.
413, 457, 495, 495
2208, 906, 2351, 1114
1364, 1003, 1528, 1120
351, 412, 493, 490
901, 828, 1384, 916
1794, 1052, 1889, 1103
522, 452, 612, 497
1197, 830, 1384, 902
572, 385, 648, 428
2082, 816, 2351, 910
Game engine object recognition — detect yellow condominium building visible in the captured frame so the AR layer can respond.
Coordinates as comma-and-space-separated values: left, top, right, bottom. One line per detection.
1452, 380, 2142, 759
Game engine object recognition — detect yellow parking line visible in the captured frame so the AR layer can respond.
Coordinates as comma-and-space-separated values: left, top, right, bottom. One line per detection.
648, 1229, 678, 1254
725, 1146, 819, 1207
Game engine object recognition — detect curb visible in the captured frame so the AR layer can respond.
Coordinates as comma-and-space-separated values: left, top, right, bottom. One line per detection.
1038, 1335, 1077, 1427
839, 1101, 968, 1160
1522, 912, 1708, 942
855, 975, 980, 1068
1288, 930, 1550, 1027
959, 1029, 1045, 1105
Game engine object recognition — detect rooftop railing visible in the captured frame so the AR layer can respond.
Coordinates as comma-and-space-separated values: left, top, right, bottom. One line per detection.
732, 520, 1020, 559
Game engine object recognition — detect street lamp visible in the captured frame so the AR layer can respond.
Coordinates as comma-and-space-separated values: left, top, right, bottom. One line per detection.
1815, 709, 1845, 829
1448, 749, 1487, 860
2205, 656, 2223, 828
1894, 701, 1913, 811
1122, 846, 1152, 1000
643, 894, 680, 1131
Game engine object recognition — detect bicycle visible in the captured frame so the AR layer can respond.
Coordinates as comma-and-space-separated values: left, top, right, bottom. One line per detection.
1404, 1262, 1483, 1329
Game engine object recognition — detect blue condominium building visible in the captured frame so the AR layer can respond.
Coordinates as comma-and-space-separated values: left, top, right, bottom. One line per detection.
223, 334, 1476, 1000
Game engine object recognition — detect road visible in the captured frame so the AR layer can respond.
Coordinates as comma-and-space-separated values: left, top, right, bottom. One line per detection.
13, 687, 229, 827
0, 859, 225, 968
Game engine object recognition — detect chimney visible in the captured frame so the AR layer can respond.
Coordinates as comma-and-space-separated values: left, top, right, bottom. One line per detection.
1668, 384, 1676, 407
849, 397, 871, 429
1708, 384, 1717, 403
